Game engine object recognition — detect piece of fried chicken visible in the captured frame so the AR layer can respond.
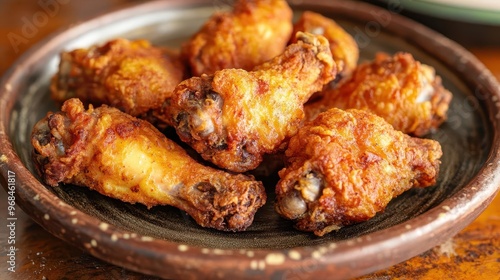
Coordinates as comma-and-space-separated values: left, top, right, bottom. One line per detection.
50, 39, 185, 121
181, 0, 293, 76
31, 98, 266, 232
275, 108, 442, 236
304, 52, 452, 136
291, 11, 359, 88
166, 32, 336, 173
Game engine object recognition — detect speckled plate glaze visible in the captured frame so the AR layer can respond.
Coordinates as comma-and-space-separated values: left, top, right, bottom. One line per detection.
1, 1, 500, 279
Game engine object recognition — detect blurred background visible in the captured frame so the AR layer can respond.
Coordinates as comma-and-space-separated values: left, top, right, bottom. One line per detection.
362, 0, 500, 47
1, 0, 500, 76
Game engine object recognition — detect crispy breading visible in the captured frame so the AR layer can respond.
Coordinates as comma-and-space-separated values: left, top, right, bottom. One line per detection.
167, 32, 336, 172
305, 52, 452, 136
275, 108, 442, 236
31, 99, 266, 232
50, 39, 185, 119
291, 11, 359, 87
181, 0, 293, 76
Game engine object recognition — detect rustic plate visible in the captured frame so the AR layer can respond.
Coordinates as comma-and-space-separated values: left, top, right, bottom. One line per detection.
1, 0, 500, 279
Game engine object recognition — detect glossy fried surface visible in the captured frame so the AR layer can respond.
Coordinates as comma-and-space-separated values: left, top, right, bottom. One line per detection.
304, 52, 452, 136
291, 11, 358, 87
275, 108, 442, 236
168, 32, 336, 172
181, 0, 293, 76
31, 99, 266, 232
51, 39, 185, 118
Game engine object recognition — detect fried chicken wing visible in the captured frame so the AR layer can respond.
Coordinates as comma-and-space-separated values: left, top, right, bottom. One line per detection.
31, 98, 266, 232
51, 39, 185, 120
291, 11, 359, 87
304, 52, 452, 136
181, 0, 293, 76
275, 108, 442, 236
166, 32, 336, 173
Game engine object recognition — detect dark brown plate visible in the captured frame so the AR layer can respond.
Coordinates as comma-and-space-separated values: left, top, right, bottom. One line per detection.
1, 1, 500, 279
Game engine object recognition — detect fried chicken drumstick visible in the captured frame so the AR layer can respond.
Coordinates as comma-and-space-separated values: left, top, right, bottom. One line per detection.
275, 108, 442, 236
31, 99, 266, 232
304, 52, 452, 136
166, 32, 336, 173
51, 39, 185, 120
182, 0, 293, 76
291, 11, 358, 87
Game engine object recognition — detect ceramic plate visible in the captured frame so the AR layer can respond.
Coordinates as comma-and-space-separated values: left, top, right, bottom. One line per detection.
395, 0, 500, 25
1, 0, 500, 279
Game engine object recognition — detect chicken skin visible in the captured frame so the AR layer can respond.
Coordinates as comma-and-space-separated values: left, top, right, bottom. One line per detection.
51, 39, 185, 120
167, 32, 337, 173
291, 11, 359, 87
304, 52, 452, 136
31, 98, 266, 232
181, 0, 293, 76
275, 108, 442, 236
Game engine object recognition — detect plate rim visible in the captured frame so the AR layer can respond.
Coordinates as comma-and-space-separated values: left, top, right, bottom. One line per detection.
1, 0, 500, 279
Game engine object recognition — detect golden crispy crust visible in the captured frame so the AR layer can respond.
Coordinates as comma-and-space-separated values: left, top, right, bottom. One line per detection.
275, 108, 442, 236
181, 0, 293, 76
291, 11, 359, 86
167, 32, 336, 172
31, 99, 266, 232
305, 52, 452, 136
50, 39, 185, 118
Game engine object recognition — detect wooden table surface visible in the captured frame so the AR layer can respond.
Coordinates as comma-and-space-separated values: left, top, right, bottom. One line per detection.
0, 1, 499, 279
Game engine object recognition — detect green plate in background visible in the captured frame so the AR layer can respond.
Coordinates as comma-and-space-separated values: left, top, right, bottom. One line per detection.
397, 0, 500, 25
